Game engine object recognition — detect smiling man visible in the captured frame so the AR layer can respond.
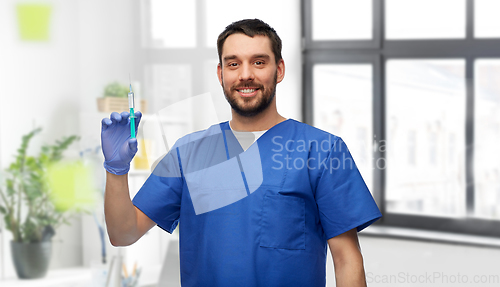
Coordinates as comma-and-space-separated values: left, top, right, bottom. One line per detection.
101, 19, 381, 287
218, 32, 283, 122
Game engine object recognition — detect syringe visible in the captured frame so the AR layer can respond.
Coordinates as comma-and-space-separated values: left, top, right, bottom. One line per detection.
128, 83, 136, 139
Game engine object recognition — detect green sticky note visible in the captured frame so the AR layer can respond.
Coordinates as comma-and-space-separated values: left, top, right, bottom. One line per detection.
16, 4, 52, 41
47, 161, 97, 212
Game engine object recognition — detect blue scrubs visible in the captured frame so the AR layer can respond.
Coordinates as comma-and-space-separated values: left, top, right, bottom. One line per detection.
133, 119, 381, 287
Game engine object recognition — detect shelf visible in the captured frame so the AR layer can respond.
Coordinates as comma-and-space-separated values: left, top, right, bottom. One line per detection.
0, 268, 90, 287
0, 265, 161, 287
129, 169, 151, 177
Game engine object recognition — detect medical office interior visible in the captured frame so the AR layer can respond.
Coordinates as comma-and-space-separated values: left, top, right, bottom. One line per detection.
1, 0, 500, 286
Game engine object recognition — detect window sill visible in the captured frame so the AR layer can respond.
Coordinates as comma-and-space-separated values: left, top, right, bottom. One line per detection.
0, 268, 91, 287
360, 225, 500, 249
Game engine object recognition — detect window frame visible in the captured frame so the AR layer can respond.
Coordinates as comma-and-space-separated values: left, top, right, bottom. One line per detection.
302, 0, 500, 237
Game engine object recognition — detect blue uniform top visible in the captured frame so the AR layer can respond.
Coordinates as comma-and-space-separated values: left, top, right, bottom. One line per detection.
133, 119, 382, 287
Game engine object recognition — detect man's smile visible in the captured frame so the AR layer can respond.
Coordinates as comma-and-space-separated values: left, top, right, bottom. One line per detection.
236, 87, 260, 97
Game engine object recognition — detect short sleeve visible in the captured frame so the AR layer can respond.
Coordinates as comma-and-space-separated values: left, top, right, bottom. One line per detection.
315, 138, 382, 239
132, 147, 183, 233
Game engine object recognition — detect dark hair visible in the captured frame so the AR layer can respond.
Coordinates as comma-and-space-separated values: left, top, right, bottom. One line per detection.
217, 19, 282, 65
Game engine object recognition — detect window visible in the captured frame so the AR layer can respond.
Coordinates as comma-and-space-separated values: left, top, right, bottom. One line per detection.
313, 64, 373, 189
148, 0, 196, 48
385, 0, 466, 39
303, 0, 500, 237
474, 0, 500, 38
386, 59, 466, 218
312, 0, 372, 40
474, 59, 500, 220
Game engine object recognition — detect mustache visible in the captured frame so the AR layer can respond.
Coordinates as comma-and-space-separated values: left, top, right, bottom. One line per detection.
231, 83, 264, 90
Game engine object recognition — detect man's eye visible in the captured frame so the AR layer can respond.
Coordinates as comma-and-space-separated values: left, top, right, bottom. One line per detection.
255, 61, 264, 65
229, 63, 238, 67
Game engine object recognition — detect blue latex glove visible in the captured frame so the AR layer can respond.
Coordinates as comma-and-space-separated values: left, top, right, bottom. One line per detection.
101, 111, 142, 175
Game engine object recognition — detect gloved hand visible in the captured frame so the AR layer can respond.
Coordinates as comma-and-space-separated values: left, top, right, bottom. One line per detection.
101, 111, 142, 175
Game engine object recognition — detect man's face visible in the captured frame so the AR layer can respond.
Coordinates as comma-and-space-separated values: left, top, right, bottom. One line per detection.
217, 33, 284, 117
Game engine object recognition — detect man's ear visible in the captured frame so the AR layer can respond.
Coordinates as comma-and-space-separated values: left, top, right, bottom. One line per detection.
217, 63, 223, 86
276, 59, 285, 84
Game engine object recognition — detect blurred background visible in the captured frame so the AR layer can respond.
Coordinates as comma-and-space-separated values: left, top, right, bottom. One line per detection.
1, 0, 500, 286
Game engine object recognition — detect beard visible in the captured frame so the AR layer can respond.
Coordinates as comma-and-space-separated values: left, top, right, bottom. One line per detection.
222, 72, 277, 117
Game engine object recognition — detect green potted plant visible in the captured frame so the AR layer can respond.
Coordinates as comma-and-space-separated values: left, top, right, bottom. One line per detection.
103, 81, 130, 98
0, 128, 80, 279
97, 81, 147, 113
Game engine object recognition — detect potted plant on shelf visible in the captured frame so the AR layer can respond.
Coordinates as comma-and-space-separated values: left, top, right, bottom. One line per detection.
97, 81, 147, 113
0, 128, 80, 279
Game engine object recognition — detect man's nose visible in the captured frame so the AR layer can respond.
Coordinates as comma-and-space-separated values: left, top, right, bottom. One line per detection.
238, 63, 254, 81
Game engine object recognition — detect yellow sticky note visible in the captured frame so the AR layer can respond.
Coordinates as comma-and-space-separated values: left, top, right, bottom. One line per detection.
16, 4, 52, 41
47, 161, 96, 212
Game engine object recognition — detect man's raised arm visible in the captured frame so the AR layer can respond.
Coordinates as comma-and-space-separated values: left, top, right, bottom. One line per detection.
101, 111, 154, 246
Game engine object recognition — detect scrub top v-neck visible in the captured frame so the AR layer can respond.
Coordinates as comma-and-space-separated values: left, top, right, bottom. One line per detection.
133, 119, 381, 287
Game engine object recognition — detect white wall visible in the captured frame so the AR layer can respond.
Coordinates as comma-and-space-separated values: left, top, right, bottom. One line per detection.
0, 0, 82, 279
77, 0, 139, 270
0, 0, 81, 164
0, 0, 136, 279
359, 235, 500, 287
